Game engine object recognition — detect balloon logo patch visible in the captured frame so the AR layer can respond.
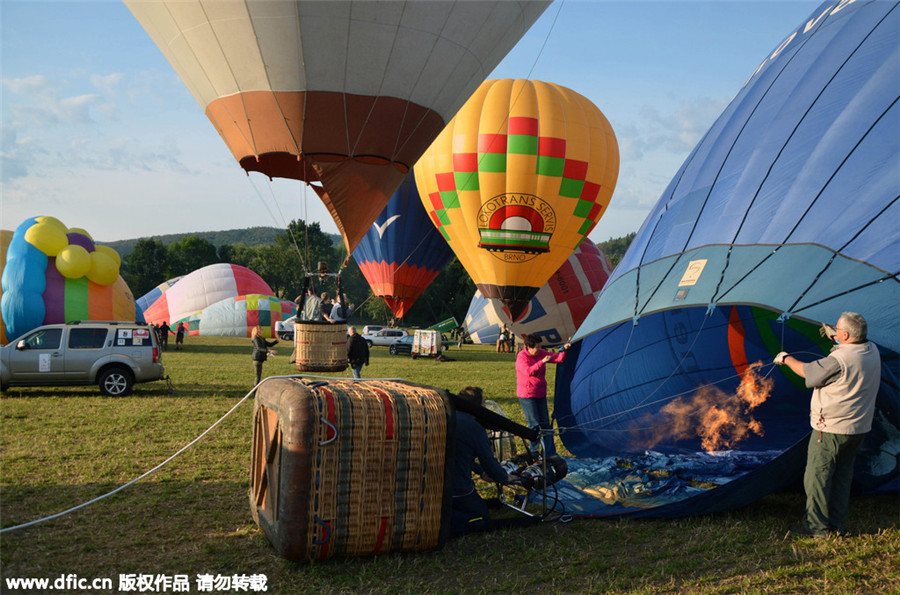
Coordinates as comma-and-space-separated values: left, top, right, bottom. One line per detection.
477, 194, 556, 261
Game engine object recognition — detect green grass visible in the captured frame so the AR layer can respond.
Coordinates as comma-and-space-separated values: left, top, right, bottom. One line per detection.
2, 336, 898, 594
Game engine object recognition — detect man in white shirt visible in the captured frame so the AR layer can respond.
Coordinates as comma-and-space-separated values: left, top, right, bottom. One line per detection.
775, 312, 881, 538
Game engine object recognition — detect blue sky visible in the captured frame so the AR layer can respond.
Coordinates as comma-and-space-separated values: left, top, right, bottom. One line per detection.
1, 0, 823, 245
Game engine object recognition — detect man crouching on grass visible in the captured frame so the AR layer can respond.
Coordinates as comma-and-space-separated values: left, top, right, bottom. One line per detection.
450, 387, 530, 538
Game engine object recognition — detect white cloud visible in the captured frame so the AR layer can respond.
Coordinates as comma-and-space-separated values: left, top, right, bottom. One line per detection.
90, 73, 125, 95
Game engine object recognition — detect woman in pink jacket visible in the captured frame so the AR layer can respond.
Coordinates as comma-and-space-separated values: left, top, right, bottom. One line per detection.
516, 334, 570, 457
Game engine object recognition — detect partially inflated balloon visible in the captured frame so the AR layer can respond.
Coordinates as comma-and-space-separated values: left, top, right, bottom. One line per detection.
88, 251, 119, 285
55, 245, 92, 279
415, 79, 618, 320
24, 222, 68, 257
142, 264, 273, 327
1, 217, 134, 341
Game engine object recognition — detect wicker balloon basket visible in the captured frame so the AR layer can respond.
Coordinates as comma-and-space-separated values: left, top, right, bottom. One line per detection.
293, 322, 348, 372
250, 377, 454, 560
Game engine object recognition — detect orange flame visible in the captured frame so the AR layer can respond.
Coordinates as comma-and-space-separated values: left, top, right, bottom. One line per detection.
633, 361, 774, 452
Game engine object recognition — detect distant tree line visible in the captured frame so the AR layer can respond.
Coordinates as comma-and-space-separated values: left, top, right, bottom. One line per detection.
598, 232, 636, 268
121, 223, 634, 328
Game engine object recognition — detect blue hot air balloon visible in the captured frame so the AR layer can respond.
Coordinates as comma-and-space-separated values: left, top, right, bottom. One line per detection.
352, 173, 455, 319
551, 0, 899, 518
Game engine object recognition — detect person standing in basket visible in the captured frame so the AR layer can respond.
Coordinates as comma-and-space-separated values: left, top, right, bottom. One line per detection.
346, 326, 369, 379
515, 334, 570, 457
251, 325, 278, 386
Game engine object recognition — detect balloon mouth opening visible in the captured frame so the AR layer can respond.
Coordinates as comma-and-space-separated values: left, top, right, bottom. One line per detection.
503, 300, 529, 323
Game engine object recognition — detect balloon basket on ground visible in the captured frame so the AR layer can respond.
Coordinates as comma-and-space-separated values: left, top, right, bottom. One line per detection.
249, 377, 454, 561
292, 322, 348, 373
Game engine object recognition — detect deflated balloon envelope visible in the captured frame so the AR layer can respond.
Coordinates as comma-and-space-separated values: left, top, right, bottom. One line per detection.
554, 0, 899, 516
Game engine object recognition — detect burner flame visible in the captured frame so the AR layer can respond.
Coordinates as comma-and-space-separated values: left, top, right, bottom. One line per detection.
633, 361, 774, 452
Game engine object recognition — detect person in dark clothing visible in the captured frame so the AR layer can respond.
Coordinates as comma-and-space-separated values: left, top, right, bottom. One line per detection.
346, 326, 369, 379
158, 321, 170, 350
450, 387, 523, 538
175, 322, 185, 350
251, 325, 278, 385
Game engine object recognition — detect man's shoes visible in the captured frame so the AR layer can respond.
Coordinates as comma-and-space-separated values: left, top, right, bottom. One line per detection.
786, 523, 829, 539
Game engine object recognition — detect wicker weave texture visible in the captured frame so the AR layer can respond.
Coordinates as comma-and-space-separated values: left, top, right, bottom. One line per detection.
250, 378, 451, 560
293, 323, 348, 372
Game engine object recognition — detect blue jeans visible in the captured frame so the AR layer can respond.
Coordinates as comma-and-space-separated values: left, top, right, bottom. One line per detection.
351, 365, 363, 379
518, 397, 556, 457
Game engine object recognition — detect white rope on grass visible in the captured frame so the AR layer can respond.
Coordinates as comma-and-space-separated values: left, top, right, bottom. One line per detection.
2, 377, 286, 534
1, 374, 414, 534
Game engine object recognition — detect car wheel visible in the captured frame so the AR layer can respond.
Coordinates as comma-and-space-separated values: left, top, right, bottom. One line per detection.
99, 367, 134, 396
390, 345, 397, 355
366, 340, 373, 348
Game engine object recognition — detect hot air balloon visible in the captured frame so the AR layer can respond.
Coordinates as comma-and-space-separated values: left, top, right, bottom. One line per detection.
551, 0, 899, 517
142, 263, 273, 327
178, 294, 297, 338
414, 79, 618, 320
136, 276, 183, 318
0, 229, 14, 344
124, 1, 549, 254
464, 239, 613, 347
352, 172, 454, 319
1, 217, 135, 342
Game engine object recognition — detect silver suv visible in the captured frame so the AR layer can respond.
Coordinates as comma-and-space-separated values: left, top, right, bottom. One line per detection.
0, 321, 166, 396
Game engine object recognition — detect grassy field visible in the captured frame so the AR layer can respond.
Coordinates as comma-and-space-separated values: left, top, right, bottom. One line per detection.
1, 335, 898, 594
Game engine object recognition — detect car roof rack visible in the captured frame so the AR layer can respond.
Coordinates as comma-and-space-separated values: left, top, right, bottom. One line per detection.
66, 321, 148, 326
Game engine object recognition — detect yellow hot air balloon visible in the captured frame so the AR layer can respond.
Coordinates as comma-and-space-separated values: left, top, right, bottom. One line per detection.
414, 79, 619, 320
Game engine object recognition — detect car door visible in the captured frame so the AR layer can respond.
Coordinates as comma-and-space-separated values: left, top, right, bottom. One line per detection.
7, 327, 65, 382
65, 327, 111, 381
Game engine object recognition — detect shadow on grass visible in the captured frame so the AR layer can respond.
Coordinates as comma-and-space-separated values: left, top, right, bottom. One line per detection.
0, 381, 248, 400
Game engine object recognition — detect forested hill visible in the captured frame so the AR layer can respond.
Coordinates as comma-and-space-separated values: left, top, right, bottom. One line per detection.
104, 227, 340, 258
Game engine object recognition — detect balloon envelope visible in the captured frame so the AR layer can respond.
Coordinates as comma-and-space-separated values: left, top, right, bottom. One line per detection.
125, 1, 549, 253
186, 294, 297, 338
414, 79, 618, 320
555, 0, 899, 518
352, 172, 454, 319
1, 217, 134, 342
465, 240, 613, 347
142, 264, 273, 327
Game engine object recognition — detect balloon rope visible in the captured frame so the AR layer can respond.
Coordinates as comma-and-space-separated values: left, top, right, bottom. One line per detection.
0, 378, 278, 534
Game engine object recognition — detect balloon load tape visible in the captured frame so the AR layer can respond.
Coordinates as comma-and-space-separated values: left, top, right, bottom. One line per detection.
500, 452, 568, 491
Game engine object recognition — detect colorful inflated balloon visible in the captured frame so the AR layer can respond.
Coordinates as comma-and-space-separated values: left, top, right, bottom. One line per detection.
142, 264, 273, 327
180, 294, 297, 338
352, 172, 454, 319
465, 240, 613, 347
136, 276, 183, 318
0, 229, 14, 344
125, 1, 549, 253
0, 217, 134, 341
556, 0, 899, 517
414, 79, 618, 320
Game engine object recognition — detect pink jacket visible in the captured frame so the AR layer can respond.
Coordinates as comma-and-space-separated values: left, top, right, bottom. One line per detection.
516, 348, 567, 399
